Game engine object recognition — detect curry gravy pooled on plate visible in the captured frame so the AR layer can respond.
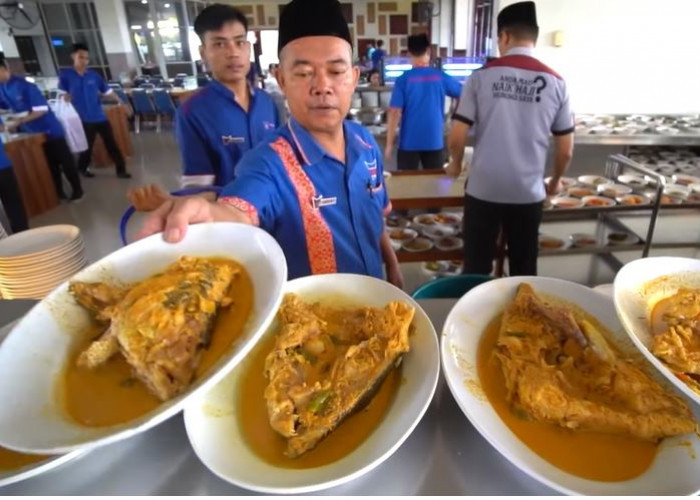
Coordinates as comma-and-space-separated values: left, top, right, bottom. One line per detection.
651, 288, 700, 395
238, 294, 413, 468
478, 283, 696, 482
61, 256, 253, 427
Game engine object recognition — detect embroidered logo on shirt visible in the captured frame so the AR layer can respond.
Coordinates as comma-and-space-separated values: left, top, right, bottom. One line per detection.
221, 135, 244, 145
263, 121, 275, 130
311, 195, 337, 209
365, 159, 378, 183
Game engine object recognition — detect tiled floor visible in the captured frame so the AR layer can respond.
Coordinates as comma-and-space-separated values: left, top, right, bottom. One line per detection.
21, 131, 700, 294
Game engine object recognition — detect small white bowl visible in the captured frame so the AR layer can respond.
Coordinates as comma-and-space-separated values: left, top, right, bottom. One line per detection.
597, 183, 633, 198
550, 196, 583, 209
570, 233, 598, 247
581, 195, 616, 207
671, 174, 700, 187
663, 184, 690, 199
402, 237, 434, 253
422, 225, 456, 240
617, 174, 647, 188
435, 236, 463, 252
577, 175, 609, 187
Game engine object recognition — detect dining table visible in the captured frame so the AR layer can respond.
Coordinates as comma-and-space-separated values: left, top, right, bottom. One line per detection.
92, 105, 133, 169
3, 133, 58, 218
0, 297, 557, 495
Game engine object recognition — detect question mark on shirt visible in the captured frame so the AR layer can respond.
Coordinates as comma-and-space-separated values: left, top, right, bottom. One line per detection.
533, 76, 547, 103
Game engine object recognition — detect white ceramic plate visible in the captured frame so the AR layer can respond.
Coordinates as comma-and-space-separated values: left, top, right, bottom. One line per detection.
0, 225, 80, 261
617, 174, 648, 188
578, 175, 609, 187
442, 276, 700, 495
435, 236, 463, 251
614, 257, 700, 407
597, 183, 633, 198
672, 174, 700, 187
550, 196, 583, 209
184, 274, 440, 494
402, 236, 433, 253
0, 321, 85, 488
581, 195, 616, 207
617, 194, 650, 206
0, 222, 287, 454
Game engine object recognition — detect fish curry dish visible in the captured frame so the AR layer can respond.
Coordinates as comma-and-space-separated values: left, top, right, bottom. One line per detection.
479, 283, 696, 481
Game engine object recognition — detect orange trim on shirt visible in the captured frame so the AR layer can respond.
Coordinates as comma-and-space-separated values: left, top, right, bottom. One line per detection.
218, 196, 260, 226
269, 137, 337, 275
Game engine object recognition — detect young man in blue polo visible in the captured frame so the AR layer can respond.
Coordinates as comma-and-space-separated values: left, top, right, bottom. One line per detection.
0, 120, 28, 234
385, 33, 462, 171
0, 56, 83, 202
138, 0, 403, 289
59, 43, 131, 179
128, 4, 280, 211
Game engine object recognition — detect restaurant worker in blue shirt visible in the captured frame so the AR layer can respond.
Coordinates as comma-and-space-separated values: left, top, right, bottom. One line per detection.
59, 43, 132, 179
0, 55, 83, 201
128, 4, 280, 212
138, 0, 403, 288
386, 34, 462, 170
0, 117, 28, 234
446, 1, 574, 276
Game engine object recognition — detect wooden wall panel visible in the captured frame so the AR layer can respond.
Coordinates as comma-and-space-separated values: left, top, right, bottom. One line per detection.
390, 38, 398, 55
378, 2, 397, 11
356, 15, 365, 36
256, 5, 265, 26
367, 2, 376, 23
389, 14, 408, 35
237, 5, 253, 15
378, 15, 387, 35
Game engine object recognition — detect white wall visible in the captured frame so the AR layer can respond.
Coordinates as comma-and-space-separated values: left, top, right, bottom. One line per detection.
94, 0, 137, 65
498, 0, 700, 114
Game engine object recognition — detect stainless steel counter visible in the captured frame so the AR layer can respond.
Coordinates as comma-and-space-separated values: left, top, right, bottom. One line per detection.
0, 299, 556, 495
574, 133, 700, 146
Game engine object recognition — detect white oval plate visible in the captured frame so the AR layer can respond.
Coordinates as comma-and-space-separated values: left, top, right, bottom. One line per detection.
0, 222, 287, 454
184, 273, 440, 494
442, 276, 700, 495
0, 321, 86, 488
614, 257, 700, 407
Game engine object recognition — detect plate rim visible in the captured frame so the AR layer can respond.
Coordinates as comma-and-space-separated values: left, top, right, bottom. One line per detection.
441, 275, 700, 495
0, 222, 288, 455
183, 273, 440, 494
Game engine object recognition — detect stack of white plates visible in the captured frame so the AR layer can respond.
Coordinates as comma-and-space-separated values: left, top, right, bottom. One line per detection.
0, 225, 86, 299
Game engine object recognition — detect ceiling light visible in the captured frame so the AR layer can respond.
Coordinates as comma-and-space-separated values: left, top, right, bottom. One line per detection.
164, 3, 171, 7
141, 0, 148, 4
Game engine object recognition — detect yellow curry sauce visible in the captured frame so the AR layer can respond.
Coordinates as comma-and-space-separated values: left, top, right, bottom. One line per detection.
60, 261, 254, 427
0, 448, 49, 471
237, 333, 402, 469
478, 314, 658, 482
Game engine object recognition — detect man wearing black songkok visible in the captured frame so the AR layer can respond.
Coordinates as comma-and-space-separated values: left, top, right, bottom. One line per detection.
141, 0, 404, 288
447, 1, 575, 277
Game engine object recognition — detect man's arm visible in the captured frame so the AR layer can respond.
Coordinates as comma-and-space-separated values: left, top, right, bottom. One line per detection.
547, 133, 574, 195
447, 121, 470, 177
385, 107, 401, 163
446, 74, 478, 177
380, 229, 403, 289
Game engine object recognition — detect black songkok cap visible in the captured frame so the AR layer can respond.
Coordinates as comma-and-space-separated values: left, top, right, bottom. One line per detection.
497, 1, 538, 32
278, 0, 352, 54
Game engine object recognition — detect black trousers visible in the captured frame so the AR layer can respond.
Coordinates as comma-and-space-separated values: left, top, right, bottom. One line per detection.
397, 149, 445, 171
78, 120, 126, 174
43, 137, 82, 198
0, 167, 29, 233
462, 194, 543, 276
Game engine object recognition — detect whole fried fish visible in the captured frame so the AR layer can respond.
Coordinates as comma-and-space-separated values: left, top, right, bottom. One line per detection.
70, 256, 237, 401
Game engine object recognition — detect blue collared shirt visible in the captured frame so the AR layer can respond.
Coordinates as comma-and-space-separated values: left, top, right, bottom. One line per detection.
390, 66, 462, 151
58, 68, 110, 123
0, 117, 11, 170
219, 118, 391, 280
175, 80, 279, 188
0, 76, 64, 139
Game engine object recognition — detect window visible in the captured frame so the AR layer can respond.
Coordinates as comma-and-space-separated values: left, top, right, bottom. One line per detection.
125, 0, 206, 77
40, 1, 111, 79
